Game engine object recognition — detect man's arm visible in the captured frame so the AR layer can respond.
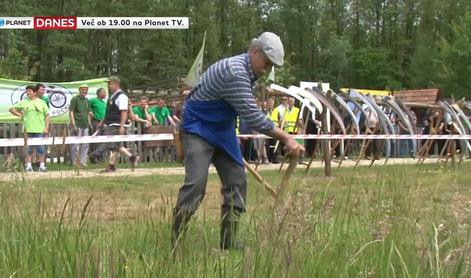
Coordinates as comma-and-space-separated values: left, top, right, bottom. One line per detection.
167, 115, 176, 126
131, 107, 151, 126
164, 108, 176, 126
144, 106, 153, 122
297, 118, 304, 132
266, 127, 304, 156
135, 115, 151, 126
172, 115, 181, 124
117, 95, 129, 135
10, 101, 24, 118
9, 107, 23, 118
167, 109, 175, 126
220, 76, 304, 156
119, 110, 127, 135
69, 111, 75, 127
220, 77, 274, 134
44, 114, 50, 135
88, 99, 96, 120
69, 97, 76, 128
151, 113, 158, 126
87, 101, 92, 126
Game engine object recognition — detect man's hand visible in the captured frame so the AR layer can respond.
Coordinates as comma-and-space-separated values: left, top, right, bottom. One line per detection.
267, 127, 305, 158
43, 128, 49, 137
70, 123, 79, 135
283, 137, 305, 157
119, 126, 125, 135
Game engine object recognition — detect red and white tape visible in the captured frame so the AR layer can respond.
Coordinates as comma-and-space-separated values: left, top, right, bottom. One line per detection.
238, 134, 471, 140
0, 133, 470, 147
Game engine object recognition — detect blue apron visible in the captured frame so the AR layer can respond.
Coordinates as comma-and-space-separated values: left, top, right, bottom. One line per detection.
182, 100, 243, 167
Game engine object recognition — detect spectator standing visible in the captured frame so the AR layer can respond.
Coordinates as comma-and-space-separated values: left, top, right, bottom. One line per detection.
9, 85, 50, 172
266, 97, 281, 163
151, 97, 176, 126
69, 84, 92, 166
132, 96, 152, 127
254, 99, 268, 164
89, 87, 107, 133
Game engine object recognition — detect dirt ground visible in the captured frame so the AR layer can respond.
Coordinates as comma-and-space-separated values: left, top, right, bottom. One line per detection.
0, 157, 443, 182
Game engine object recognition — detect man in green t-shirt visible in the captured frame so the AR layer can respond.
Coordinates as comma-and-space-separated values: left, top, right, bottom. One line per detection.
150, 97, 176, 126
89, 88, 107, 131
69, 84, 92, 166
9, 85, 50, 172
35, 83, 49, 107
132, 96, 152, 127
88, 87, 107, 162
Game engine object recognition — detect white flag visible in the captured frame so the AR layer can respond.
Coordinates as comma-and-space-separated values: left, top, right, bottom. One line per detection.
183, 32, 206, 87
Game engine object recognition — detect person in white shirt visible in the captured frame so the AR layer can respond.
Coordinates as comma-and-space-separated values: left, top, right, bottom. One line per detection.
90, 76, 139, 172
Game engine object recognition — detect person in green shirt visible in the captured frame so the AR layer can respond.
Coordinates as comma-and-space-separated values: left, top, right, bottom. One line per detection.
69, 84, 92, 166
35, 83, 49, 107
150, 97, 176, 126
87, 87, 107, 163
9, 85, 50, 172
132, 96, 152, 128
89, 88, 107, 130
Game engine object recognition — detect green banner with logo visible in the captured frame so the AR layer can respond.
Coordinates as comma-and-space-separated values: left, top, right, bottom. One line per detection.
0, 78, 108, 123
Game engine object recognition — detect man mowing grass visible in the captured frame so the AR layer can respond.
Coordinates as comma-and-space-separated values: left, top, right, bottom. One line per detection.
172, 32, 304, 250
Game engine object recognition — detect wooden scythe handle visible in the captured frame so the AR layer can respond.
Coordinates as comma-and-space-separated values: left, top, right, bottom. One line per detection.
243, 158, 278, 198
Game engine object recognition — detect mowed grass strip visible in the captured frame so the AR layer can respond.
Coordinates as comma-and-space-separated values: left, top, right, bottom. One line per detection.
0, 162, 470, 277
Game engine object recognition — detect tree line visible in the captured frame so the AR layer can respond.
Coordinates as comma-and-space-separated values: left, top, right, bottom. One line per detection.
0, 0, 470, 98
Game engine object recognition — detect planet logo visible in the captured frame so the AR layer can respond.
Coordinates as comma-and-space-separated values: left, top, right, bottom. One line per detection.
0, 18, 5, 27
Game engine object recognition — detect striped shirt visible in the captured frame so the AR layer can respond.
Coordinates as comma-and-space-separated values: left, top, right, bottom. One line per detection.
188, 53, 275, 134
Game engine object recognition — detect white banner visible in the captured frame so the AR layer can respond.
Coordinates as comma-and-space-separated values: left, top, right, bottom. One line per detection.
1, 134, 470, 147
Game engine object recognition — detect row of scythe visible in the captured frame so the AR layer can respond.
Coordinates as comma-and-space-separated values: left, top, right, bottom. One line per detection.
245, 84, 471, 198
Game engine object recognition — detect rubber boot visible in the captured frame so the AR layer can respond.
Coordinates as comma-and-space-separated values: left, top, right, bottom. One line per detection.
220, 205, 243, 250
171, 207, 192, 250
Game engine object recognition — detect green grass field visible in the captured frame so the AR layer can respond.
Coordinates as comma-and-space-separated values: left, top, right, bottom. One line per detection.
1, 163, 470, 277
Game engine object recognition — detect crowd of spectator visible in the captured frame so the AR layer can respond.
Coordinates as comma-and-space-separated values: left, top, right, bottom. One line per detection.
7, 81, 466, 172
8, 78, 181, 172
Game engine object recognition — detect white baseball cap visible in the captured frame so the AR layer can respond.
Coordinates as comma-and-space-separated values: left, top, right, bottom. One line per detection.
252, 32, 285, 66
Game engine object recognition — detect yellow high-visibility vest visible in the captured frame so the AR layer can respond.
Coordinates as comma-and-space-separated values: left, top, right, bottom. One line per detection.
269, 108, 279, 126
284, 106, 299, 133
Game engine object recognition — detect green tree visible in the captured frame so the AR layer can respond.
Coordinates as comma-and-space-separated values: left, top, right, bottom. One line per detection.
437, 12, 471, 98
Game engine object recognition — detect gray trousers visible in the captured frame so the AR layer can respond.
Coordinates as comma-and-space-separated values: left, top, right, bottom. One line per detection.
176, 133, 247, 214
70, 127, 89, 164
91, 126, 122, 155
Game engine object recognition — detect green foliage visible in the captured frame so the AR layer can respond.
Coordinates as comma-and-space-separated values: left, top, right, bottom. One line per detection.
437, 12, 471, 98
0, 0, 470, 96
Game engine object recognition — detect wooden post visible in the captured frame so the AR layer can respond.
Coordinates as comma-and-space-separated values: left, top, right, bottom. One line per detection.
321, 107, 332, 177
61, 127, 68, 164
